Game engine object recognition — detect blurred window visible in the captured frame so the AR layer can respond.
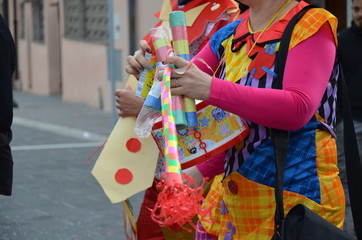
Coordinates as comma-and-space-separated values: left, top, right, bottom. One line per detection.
32, 0, 44, 43
20, 3, 25, 39
64, 0, 108, 44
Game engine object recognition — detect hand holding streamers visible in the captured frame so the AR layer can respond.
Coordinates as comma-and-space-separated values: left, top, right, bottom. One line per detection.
134, 27, 171, 138
153, 26, 188, 131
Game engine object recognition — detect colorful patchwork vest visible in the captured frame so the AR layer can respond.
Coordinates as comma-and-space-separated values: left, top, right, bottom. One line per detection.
199, 2, 344, 239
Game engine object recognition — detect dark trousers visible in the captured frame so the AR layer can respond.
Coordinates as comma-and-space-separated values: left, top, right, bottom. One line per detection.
0, 130, 13, 196
137, 179, 165, 240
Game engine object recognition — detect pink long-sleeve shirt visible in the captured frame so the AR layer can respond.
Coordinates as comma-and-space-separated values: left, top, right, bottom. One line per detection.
195, 22, 335, 130
196, 22, 336, 177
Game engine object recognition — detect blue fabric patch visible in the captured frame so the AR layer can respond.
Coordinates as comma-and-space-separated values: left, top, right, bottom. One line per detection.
262, 66, 278, 78
224, 222, 236, 240
237, 117, 321, 203
264, 43, 277, 55
210, 19, 243, 58
220, 200, 228, 215
246, 68, 256, 86
265, 44, 272, 54
269, 43, 277, 55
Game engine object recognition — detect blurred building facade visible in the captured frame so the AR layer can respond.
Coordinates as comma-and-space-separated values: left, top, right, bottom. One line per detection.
1, 0, 162, 111
0, 0, 352, 111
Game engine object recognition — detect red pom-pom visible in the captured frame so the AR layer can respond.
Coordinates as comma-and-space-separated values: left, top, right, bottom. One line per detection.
150, 172, 212, 232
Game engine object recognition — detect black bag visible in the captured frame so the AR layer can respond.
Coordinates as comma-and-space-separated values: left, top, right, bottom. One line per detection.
283, 204, 354, 240
271, 5, 362, 240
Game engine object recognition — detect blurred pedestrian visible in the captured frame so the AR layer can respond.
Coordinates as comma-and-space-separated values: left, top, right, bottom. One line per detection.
0, 14, 16, 196
336, 0, 362, 236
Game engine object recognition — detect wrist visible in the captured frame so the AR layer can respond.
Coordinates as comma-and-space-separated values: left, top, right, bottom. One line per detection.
199, 75, 213, 101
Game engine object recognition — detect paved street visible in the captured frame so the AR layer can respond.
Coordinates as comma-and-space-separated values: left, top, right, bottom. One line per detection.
0, 91, 144, 240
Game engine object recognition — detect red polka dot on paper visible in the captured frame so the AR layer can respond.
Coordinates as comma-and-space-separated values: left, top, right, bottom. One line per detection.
115, 168, 133, 184
126, 138, 141, 153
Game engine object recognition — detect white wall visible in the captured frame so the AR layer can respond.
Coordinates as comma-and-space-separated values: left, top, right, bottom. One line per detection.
347, 0, 353, 27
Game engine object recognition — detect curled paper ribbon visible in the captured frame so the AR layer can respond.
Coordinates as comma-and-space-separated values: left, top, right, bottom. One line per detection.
151, 172, 212, 232
174, 57, 214, 75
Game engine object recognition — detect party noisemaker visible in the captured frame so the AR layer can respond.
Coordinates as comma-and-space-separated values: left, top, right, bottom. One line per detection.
169, 11, 198, 128
151, 66, 211, 232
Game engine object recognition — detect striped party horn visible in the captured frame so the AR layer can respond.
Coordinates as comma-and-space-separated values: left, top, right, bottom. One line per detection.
150, 26, 172, 62
161, 66, 183, 185
152, 67, 209, 230
150, 26, 187, 131
169, 11, 198, 128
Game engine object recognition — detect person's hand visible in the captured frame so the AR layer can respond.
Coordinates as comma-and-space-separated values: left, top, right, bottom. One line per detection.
165, 56, 213, 101
115, 87, 144, 117
125, 40, 153, 79
182, 166, 208, 188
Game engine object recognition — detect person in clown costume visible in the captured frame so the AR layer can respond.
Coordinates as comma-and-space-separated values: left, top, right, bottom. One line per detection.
116, 0, 248, 239
152, 0, 343, 239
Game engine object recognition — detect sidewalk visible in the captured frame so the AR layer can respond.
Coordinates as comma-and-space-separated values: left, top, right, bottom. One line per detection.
0, 91, 144, 240
12, 91, 114, 141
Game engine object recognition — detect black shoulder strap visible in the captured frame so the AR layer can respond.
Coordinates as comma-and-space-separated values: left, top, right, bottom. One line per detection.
272, 5, 316, 236
273, 4, 315, 89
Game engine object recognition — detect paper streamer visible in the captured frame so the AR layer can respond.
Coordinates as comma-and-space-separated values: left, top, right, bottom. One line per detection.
150, 26, 187, 130
169, 11, 198, 128
150, 27, 172, 62
143, 65, 164, 112
135, 53, 157, 99
160, 66, 183, 185
123, 199, 137, 240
